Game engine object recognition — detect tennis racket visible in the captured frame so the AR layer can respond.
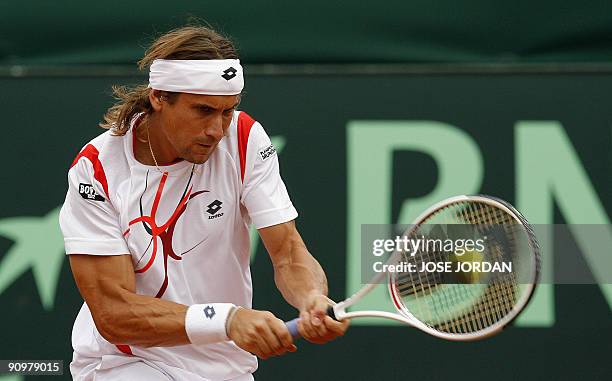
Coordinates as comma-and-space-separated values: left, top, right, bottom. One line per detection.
285, 195, 540, 341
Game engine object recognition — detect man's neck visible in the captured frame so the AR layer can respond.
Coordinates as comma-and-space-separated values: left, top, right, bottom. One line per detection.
134, 116, 179, 166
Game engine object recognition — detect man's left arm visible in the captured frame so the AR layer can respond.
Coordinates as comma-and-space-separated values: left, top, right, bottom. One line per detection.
259, 220, 349, 344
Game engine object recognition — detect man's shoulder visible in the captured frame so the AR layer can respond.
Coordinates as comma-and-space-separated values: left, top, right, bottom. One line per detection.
236, 110, 257, 130
69, 129, 129, 178
72, 129, 125, 156
218, 111, 255, 153
226, 110, 269, 145
225, 110, 258, 138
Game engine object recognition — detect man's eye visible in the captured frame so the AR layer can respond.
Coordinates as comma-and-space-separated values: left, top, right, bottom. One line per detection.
223, 109, 235, 116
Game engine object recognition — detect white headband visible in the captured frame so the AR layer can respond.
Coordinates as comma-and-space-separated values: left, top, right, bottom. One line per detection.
148, 59, 244, 96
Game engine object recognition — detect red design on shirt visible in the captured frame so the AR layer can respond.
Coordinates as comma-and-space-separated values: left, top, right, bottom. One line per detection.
128, 172, 207, 298
71, 144, 109, 197
116, 344, 133, 355
237, 112, 256, 182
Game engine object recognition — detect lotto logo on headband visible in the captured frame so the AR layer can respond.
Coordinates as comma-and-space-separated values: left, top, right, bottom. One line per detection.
222, 67, 237, 81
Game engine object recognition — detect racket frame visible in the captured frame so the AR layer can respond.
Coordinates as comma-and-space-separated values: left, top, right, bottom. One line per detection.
332, 194, 540, 341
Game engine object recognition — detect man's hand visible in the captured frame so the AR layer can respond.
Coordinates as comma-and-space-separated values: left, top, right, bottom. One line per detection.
297, 293, 349, 344
258, 222, 348, 344
228, 308, 297, 359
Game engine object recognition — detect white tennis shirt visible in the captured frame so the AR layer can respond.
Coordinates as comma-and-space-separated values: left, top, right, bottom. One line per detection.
59, 111, 298, 380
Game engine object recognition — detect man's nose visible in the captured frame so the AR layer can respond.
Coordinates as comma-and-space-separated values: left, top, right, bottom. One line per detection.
204, 114, 224, 141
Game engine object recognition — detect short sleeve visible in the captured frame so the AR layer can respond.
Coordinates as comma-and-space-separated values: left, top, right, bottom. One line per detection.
59, 153, 129, 255
240, 121, 298, 229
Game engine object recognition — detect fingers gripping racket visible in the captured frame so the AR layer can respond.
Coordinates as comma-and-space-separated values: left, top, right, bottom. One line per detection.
285, 195, 540, 341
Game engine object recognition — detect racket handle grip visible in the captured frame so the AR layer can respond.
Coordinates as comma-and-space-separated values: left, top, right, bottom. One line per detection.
284, 306, 337, 339
285, 318, 301, 338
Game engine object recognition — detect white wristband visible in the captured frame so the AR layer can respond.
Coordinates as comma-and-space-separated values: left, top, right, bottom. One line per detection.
185, 303, 235, 345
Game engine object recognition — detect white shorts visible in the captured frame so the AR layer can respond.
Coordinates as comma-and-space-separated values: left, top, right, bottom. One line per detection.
71, 354, 254, 381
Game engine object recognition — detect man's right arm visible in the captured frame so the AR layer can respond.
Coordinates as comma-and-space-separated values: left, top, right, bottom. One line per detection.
70, 253, 296, 357
69, 253, 189, 347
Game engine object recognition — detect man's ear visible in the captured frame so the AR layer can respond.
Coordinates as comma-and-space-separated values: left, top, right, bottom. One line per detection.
149, 89, 164, 111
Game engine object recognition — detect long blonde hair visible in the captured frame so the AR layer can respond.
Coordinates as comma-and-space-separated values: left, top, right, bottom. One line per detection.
100, 25, 239, 135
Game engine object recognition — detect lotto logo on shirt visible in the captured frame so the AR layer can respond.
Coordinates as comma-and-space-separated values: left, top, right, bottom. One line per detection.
78, 183, 104, 202
206, 200, 224, 219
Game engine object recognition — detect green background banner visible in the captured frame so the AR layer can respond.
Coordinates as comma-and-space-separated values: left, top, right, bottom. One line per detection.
3, 0, 612, 64
0, 71, 610, 380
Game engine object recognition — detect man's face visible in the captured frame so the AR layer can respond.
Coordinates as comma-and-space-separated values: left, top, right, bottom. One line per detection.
158, 93, 240, 164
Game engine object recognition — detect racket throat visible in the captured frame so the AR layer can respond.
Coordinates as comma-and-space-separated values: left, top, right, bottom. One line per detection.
327, 305, 338, 321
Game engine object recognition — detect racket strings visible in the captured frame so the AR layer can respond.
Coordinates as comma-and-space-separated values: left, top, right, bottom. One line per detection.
394, 201, 524, 334
401, 203, 477, 331
483, 203, 519, 325
443, 202, 519, 333
459, 203, 506, 331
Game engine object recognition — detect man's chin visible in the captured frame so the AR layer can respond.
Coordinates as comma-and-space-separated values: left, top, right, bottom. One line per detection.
185, 153, 210, 165
186, 145, 216, 165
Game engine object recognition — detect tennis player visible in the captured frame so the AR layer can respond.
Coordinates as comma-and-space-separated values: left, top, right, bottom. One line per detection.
59, 25, 348, 381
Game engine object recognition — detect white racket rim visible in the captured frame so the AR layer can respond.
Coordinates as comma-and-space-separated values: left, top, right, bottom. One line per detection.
388, 279, 535, 341
391, 194, 538, 340
335, 194, 538, 341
